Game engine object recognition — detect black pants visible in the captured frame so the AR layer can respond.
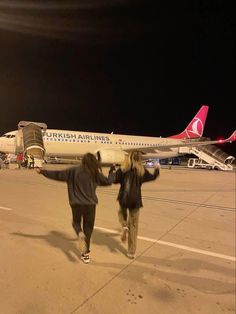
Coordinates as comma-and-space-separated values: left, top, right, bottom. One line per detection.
71, 204, 96, 253
29, 162, 34, 169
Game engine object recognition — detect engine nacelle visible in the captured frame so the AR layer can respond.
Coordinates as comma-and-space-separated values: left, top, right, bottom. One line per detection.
96, 149, 126, 165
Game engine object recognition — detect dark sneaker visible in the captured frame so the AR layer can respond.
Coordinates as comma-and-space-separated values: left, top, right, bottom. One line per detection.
81, 253, 90, 264
121, 227, 128, 242
78, 232, 87, 254
127, 253, 136, 259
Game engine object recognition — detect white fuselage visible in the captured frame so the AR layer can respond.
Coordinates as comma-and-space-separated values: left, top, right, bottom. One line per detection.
0, 129, 184, 161
43, 129, 181, 158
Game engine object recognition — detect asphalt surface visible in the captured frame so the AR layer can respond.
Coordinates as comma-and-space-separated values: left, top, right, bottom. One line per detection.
0, 164, 235, 314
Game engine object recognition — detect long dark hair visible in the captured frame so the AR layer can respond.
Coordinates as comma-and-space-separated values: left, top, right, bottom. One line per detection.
81, 153, 102, 181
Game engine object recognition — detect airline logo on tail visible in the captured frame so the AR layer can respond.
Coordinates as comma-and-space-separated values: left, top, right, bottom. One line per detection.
170, 105, 209, 139
187, 117, 204, 137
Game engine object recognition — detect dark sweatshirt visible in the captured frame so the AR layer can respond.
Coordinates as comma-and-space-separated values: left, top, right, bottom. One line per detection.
40, 166, 114, 206
112, 167, 160, 209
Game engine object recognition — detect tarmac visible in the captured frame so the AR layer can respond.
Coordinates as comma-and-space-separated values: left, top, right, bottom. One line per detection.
0, 164, 235, 314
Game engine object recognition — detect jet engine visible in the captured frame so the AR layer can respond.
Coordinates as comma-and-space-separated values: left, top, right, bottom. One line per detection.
96, 149, 126, 165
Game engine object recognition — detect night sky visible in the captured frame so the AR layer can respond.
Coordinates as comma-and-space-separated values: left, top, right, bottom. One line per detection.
0, 1, 235, 155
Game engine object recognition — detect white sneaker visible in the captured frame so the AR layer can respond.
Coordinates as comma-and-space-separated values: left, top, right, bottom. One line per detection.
81, 253, 90, 264
127, 253, 136, 259
121, 227, 128, 242
78, 232, 87, 254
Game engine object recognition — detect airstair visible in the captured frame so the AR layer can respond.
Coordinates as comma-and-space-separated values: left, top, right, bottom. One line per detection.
16, 121, 47, 167
188, 145, 235, 171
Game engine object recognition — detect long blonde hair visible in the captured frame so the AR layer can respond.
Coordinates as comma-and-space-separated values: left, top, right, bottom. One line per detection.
121, 151, 145, 176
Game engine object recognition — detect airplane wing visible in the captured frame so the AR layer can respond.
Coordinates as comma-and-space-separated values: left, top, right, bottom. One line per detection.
124, 130, 236, 154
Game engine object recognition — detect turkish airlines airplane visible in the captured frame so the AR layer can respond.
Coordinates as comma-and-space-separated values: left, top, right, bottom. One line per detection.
0, 105, 235, 164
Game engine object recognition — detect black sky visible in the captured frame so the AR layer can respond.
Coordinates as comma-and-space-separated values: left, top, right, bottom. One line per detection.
0, 0, 235, 155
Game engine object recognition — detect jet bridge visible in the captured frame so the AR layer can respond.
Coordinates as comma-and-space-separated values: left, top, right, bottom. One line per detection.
16, 121, 47, 165
188, 145, 235, 171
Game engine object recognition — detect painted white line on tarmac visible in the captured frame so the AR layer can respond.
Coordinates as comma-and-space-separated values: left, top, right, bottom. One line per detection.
95, 226, 118, 234
156, 240, 236, 262
0, 206, 12, 211
94, 226, 235, 262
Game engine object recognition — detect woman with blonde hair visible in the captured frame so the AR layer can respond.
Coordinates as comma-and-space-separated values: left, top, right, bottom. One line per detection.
110, 151, 160, 259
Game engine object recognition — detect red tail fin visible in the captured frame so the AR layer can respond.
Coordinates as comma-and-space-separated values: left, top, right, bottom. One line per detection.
170, 105, 209, 139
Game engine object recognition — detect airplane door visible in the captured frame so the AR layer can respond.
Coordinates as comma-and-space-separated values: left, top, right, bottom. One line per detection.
18, 121, 47, 161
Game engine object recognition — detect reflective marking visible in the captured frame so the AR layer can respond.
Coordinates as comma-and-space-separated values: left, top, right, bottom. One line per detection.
0, 206, 12, 211
156, 240, 236, 262
94, 226, 235, 262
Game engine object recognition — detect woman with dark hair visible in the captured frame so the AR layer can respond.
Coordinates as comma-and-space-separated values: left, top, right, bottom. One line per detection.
37, 153, 114, 264
110, 151, 160, 259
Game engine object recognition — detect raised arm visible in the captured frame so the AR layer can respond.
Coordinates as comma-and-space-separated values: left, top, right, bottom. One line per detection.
141, 164, 160, 183
36, 168, 70, 182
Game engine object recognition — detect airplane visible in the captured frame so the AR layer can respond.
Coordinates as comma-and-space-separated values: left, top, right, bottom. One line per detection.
0, 105, 235, 166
